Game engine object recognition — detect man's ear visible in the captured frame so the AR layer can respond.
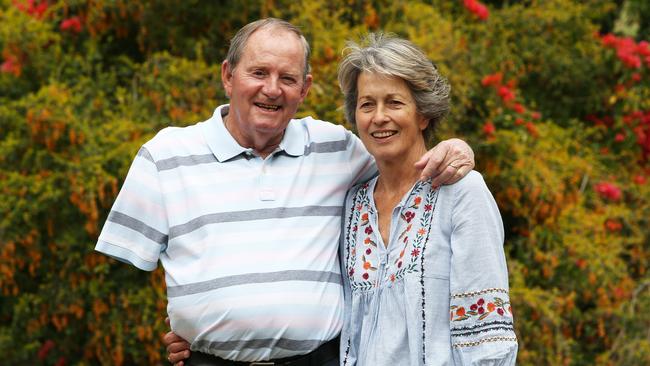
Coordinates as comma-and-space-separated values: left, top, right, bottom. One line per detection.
221, 60, 233, 97
299, 74, 313, 102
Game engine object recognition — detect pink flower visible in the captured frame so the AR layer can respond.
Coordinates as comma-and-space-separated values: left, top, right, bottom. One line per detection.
594, 182, 622, 201
531, 111, 541, 120
60, 16, 82, 33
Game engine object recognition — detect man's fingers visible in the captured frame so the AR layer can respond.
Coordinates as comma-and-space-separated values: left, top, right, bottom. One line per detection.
430, 164, 457, 187
163, 331, 184, 347
167, 340, 191, 354
416, 145, 447, 181
165, 317, 170, 327
169, 350, 190, 364
433, 163, 472, 186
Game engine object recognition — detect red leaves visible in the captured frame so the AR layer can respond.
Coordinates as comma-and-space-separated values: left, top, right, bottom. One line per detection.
483, 121, 495, 137
481, 72, 502, 87
497, 85, 515, 103
604, 219, 622, 232
61, 16, 83, 34
600, 33, 649, 69
634, 175, 646, 185
13, 0, 48, 19
1, 54, 21, 76
38, 339, 55, 360
463, 0, 489, 21
594, 182, 622, 202
480, 71, 541, 138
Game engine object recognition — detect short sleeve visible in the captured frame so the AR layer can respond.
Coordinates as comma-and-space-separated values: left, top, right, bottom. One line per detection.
95, 146, 169, 271
448, 172, 518, 365
345, 130, 377, 187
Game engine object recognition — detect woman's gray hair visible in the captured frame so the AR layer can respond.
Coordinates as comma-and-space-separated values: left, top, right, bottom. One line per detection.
225, 18, 311, 79
337, 33, 450, 140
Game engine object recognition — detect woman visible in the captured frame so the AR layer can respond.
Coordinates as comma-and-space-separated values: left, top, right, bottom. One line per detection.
166, 33, 517, 365
336, 33, 517, 365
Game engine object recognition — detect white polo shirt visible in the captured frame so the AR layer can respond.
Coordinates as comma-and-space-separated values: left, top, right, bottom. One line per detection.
95, 105, 376, 362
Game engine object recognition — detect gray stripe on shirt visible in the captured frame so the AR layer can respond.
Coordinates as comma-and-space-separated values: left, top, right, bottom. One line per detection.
149, 138, 348, 171
169, 205, 342, 239
155, 154, 218, 171
107, 210, 168, 245
167, 270, 341, 298
193, 337, 324, 353
304, 139, 347, 156
137, 147, 155, 163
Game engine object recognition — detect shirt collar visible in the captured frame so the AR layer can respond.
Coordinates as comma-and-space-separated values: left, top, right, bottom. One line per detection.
279, 118, 306, 156
203, 104, 306, 161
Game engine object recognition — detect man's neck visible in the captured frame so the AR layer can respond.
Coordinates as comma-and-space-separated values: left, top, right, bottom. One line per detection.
223, 113, 284, 159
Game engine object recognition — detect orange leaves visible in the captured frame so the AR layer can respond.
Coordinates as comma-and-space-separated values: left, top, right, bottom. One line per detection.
363, 5, 379, 29
68, 173, 100, 235
92, 299, 109, 318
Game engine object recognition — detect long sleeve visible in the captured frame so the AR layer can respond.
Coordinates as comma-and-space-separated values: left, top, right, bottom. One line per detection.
448, 172, 518, 365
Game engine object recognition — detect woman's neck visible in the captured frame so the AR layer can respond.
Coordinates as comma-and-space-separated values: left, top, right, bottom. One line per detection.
375, 142, 428, 196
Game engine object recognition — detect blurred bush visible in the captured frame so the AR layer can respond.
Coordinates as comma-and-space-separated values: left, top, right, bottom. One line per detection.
0, 0, 648, 364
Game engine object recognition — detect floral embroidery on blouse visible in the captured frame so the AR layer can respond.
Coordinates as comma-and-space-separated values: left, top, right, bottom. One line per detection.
344, 181, 438, 291
449, 288, 516, 348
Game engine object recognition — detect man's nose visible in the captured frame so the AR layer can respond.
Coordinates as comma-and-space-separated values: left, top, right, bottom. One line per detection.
262, 77, 282, 99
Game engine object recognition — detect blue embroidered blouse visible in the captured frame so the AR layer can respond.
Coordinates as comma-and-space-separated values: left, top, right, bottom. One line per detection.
339, 171, 518, 365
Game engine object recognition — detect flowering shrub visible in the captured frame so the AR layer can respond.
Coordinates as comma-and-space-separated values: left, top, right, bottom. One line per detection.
0, 0, 648, 365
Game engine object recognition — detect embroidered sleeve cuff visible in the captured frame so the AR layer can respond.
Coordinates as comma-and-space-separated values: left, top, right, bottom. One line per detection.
450, 288, 517, 348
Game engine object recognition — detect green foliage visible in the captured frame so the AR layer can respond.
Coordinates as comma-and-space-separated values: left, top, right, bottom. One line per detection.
0, 0, 648, 364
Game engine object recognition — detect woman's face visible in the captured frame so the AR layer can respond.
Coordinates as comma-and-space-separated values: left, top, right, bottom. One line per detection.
355, 71, 428, 163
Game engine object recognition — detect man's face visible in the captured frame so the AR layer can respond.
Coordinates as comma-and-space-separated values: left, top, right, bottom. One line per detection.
222, 27, 312, 148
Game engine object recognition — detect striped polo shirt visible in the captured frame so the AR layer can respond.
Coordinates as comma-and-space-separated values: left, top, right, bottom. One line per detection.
95, 104, 376, 362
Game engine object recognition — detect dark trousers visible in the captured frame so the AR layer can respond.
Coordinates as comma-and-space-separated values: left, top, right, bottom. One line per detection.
186, 337, 339, 366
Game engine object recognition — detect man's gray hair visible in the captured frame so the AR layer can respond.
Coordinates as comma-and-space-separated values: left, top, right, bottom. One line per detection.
225, 18, 311, 79
337, 33, 450, 140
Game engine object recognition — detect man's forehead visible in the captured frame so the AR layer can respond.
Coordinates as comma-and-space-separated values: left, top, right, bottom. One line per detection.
240, 28, 305, 68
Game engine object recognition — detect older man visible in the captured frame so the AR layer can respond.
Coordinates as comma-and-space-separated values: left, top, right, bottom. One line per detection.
96, 18, 474, 366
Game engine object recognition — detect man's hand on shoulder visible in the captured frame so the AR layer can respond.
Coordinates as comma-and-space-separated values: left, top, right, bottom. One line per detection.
414, 138, 475, 186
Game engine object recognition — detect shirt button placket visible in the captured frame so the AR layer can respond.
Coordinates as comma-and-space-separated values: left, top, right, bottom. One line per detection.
259, 160, 276, 201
